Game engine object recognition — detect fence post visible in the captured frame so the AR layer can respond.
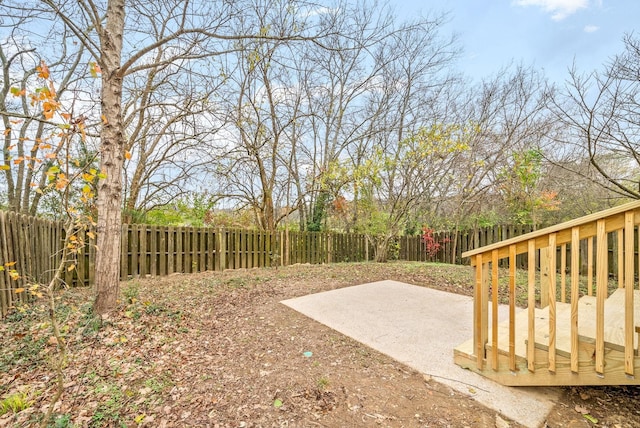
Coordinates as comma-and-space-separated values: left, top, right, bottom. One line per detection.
285, 229, 290, 266
364, 235, 369, 261
216, 229, 227, 271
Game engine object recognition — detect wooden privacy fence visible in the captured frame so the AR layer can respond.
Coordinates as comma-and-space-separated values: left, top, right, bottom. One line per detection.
1, 210, 631, 317
0, 211, 374, 316
399, 224, 535, 265
0, 211, 66, 316
118, 225, 371, 279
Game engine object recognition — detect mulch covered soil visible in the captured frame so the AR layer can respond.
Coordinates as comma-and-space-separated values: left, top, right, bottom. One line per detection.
1, 262, 639, 427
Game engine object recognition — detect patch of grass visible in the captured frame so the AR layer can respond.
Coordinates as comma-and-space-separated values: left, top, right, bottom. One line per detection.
224, 277, 247, 289
144, 374, 174, 393
122, 282, 140, 304
0, 391, 32, 416
0, 334, 47, 371
53, 413, 74, 427
89, 382, 125, 427
143, 302, 166, 315
317, 377, 330, 390
79, 304, 102, 336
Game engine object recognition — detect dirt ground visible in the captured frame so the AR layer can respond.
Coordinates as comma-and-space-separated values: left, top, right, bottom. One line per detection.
1, 262, 640, 427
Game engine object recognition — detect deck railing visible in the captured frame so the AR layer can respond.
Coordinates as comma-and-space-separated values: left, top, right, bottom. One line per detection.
462, 200, 640, 378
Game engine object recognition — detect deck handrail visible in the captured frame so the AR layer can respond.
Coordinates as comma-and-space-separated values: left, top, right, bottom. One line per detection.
464, 199, 640, 381
462, 199, 640, 259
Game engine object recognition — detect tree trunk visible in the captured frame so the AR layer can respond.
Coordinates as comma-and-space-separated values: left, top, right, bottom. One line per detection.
372, 235, 390, 263
94, 0, 126, 315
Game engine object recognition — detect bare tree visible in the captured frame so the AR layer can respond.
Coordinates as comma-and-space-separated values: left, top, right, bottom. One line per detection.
297, 1, 398, 231
441, 65, 552, 230
209, 2, 319, 231
545, 36, 640, 201
297, 5, 458, 234
0, 15, 89, 215
121, 52, 228, 222
9, 0, 332, 314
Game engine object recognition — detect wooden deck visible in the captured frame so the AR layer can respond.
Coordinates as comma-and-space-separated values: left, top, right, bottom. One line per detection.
455, 201, 640, 386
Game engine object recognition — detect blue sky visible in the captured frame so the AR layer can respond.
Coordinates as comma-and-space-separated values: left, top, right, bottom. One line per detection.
391, 0, 640, 83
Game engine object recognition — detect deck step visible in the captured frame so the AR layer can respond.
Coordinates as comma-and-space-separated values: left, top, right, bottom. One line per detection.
534, 289, 640, 355
464, 289, 640, 361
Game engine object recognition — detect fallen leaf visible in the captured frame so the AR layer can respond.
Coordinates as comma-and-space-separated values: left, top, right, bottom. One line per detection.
495, 414, 510, 428
575, 404, 590, 414
583, 414, 598, 423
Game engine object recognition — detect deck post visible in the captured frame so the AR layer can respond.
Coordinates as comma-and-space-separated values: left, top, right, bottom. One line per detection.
474, 253, 487, 370
527, 240, 536, 372
595, 219, 607, 375
624, 212, 635, 376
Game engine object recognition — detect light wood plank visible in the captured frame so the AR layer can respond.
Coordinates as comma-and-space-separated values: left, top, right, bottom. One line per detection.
596, 219, 607, 374
474, 254, 484, 370
588, 237, 594, 296
485, 288, 640, 359
548, 233, 557, 372
463, 200, 640, 258
561, 243, 567, 303
509, 244, 516, 371
456, 343, 640, 387
624, 212, 635, 375
492, 249, 499, 371
527, 240, 536, 372
540, 247, 550, 308
618, 229, 624, 289
571, 227, 580, 373
482, 261, 489, 365
468, 214, 629, 268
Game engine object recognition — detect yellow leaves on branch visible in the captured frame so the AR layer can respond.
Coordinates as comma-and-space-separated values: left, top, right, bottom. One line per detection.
42, 102, 58, 120
55, 173, 69, 190
89, 62, 102, 78
407, 123, 473, 158
10, 87, 25, 97
36, 60, 50, 79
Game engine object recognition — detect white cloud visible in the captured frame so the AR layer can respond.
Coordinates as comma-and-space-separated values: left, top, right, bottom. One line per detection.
583, 24, 599, 33
513, 0, 589, 20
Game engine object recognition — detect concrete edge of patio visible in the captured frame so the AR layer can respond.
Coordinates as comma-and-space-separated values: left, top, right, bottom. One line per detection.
281, 280, 559, 428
